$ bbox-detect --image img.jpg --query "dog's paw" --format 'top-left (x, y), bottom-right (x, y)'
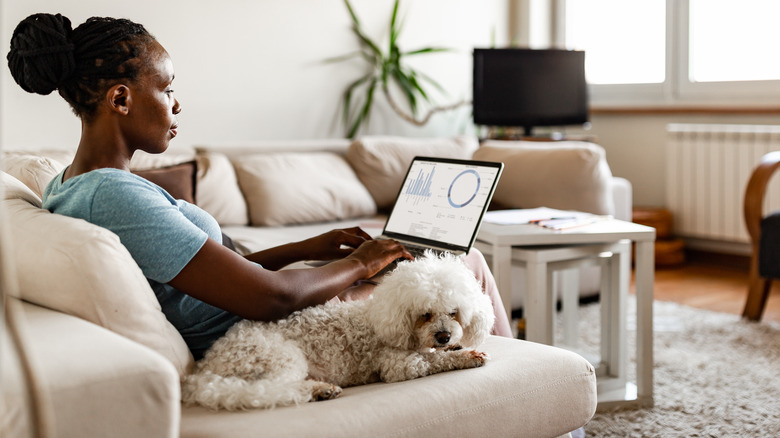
top-left (463, 350), bottom-right (490, 368)
top-left (310, 382), bottom-right (343, 402)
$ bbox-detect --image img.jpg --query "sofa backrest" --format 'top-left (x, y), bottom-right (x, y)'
top-left (474, 140), bottom-right (615, 216)
top-left (194, 139), bottom-right (352, 159)
top-left (1, 168), bottom-right (194, 376)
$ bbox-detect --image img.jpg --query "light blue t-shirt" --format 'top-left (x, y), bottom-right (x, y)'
top-left (44, 168), bottom-right (243, 359)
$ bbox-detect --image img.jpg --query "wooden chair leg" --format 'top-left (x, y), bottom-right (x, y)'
top-left (743, 277), bottom-right (772, 321)
top-left (743, 252), bottom-right (772, 321)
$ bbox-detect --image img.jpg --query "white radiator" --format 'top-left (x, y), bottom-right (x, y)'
top-left (666, 123), bottom-right (780, 247)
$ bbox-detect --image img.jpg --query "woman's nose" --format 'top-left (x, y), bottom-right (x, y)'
top-left (173, 98), bottom-right (182, 115)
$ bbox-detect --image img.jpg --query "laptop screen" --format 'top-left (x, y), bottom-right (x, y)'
top-left (382, 156), bottom-right (503, 252)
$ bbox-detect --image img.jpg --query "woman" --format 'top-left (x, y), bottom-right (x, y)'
top-left (7, 13), bottom-right (512, 359)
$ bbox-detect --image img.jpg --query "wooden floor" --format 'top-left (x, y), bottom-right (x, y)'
top-left (645, 250), bottom-right (780, 324)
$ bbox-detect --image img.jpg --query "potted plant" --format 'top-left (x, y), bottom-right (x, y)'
top-left (329, 0), bottom-right (467, 138)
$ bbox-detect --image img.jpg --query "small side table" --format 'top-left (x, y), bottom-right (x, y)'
top-left (474, 218), bottom-right (656, 409)
top-left (509, 240), bottom-right (632, 401)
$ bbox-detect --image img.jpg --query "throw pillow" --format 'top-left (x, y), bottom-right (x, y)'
top-left (346, 135), bottom-right (480, 210)
top-left (2, 172), bottom-right (194, 375)
top-left (233, 152), bottom-right (377, 226)
top-left (473, 141), bottom-right (614, 215)
top-left (194, 151), bottom-right (250, 226)
top-left (132, 161), bottom-right (198, 204)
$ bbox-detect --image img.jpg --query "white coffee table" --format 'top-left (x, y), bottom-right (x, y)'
top-left (474, 218), bottom-right (656, 409)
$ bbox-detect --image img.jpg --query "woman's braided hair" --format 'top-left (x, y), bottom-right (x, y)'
top-left (7, 13), bottom-right (155, 121)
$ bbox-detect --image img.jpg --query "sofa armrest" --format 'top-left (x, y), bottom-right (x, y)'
top-left (5, 300), bottom-right (180, 438)
top-left (611, 176), bottom-right (633, 222)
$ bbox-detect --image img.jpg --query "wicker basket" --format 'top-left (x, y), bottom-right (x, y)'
top-left (632, 207), bottom-right (685, 267)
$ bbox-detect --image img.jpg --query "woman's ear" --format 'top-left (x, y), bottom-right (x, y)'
top-left (107, 84), bottom-right (131, 115)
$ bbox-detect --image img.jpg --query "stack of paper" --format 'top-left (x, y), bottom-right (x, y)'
top-left (483, 207), bottom-right (608, 230)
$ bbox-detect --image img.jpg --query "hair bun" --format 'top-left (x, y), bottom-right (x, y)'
top-left (7, 13), bottom-right (76, 95)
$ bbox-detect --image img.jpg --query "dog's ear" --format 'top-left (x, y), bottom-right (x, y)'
top-left (366, 284), bottom-right (417, 350)
top-left (459, 294), bottom-right (495, 348)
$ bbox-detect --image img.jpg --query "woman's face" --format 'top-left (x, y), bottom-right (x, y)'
top-left (122, 41), bottom-right (181, 155)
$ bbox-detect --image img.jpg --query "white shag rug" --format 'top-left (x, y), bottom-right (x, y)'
top-left (556, 298), bottom-right (780, 437)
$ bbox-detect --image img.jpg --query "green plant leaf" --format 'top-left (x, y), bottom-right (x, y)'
top-left (416, 70), bottom-right (448, 95)
top-left (389, 0), bottom-right (400, 53)
top-left (392, 70), bottom-right (419, 115)
top-left (344, 0), bottom-right (382, 57)
top-left (355, 30), bottom-right (383, 58)
top-left (344, 0), bottom-right (360, 27)
top-left (381, 63), bottom-right (389, 86)
top-left (343, 73), bottom-right (374, 127)
top-left (323, 50), bottom-right (364, 64)
top-left (403, 47), bottom-right (451, 56)
top-left (348, 78), bottom-right (377, 138)
top-left (406, 70), bottom-right (430, 103)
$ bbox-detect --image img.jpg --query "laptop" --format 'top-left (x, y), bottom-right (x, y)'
top-left (377, 156), bottom-right (503, 257)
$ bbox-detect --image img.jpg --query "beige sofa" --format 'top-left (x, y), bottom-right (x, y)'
top-left (0, 135), bottom-right (625, 437)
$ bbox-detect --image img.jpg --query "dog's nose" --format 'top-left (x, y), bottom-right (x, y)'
top-left (435, 331), bottom-right (451, 345)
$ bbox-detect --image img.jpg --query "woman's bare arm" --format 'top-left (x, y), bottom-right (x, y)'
top-left (168, 234), bottom-right (410, 321)
top-left (242, 227), bottom-right (374, 271)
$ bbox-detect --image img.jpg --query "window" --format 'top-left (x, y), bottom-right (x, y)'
top-left (558, 0), bottom-right (780, 106)
top-left (564, 0), bottom-right (665, 85)
top-left (688, 0), bottom-right (780, 83)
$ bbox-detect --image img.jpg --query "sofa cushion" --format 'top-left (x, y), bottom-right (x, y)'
top-left (2, 150), bottom-right (199, 204)
top-left (132, 160), bottom-right (198, 204)
top-left (2, 172), bottom-right (193, 375)
top-left (180, 336), bottom-right (597, 438)
top-left (473, 141), bottom-right (615, 215)
top-left (1, 152), bottom-right (66, 198)
top-left (193, 151), bottom-right (249, 226)
top-left (233, 152), bottom-right (377, 226)
top-left (346, 135), bottom-right (480, 210)
top-left (1, 169), bottom-right (43, 207)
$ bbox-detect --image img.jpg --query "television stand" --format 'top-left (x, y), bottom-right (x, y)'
top-left (479, 133), bottom-right (597, 143)
top-left (479, 126), bottom-right (595, 143)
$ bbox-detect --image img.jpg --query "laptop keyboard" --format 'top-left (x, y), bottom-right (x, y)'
top-left (403, 243), bottom-right (444, 258)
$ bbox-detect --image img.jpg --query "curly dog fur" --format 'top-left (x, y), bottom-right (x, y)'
top-left (181, 252), bottom-right (496, 410)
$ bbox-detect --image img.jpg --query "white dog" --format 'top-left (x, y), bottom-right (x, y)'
top-left (181, 251), bottom-right (496, 410)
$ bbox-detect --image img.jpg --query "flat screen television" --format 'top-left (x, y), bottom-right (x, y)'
top-left (472, 48), bottom-right (588, 137)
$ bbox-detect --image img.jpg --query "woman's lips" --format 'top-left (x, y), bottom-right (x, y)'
top-left (170, 124), bottom-right (179, 138)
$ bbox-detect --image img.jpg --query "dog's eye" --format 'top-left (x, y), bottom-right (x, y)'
top-left (421, 313), bottom-right (432, 322)
top-left (450, 311), bottom-right (458, 317)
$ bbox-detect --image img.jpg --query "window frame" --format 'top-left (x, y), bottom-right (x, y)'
top-left (554, 0), bottom-right (780, 108)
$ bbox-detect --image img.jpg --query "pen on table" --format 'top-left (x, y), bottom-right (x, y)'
top-left (528, 216), bottom-right (578, 224)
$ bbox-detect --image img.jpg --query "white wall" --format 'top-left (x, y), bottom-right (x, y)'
top-left (0, 0), bottom-right (509, 151)
top-left (8, 1), bottom-right (770, 210)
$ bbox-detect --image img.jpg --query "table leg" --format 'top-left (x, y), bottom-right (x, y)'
top-left (488, 244), bottom-right (513, 325)
top-left (525, 258), bottom-right (553, 344)
top-left (609, 242), bottom-right (629, 382)
top-left (561, 269), bottom-right (579, 347)
top-left (599, 253), bottom-right (613, 375)
top-left (634, 240), bottom-right (655, 407)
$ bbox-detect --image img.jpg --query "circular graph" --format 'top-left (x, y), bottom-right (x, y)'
top-left (447, 169), bottom-right (480, 208)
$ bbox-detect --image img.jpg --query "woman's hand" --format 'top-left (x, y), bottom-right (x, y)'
top-left (299, 227), bottom-right (373, 261)
top-left (243, 226), bottom-right (373, 270)
top-left (344, 238), bottom-right (413, 279)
